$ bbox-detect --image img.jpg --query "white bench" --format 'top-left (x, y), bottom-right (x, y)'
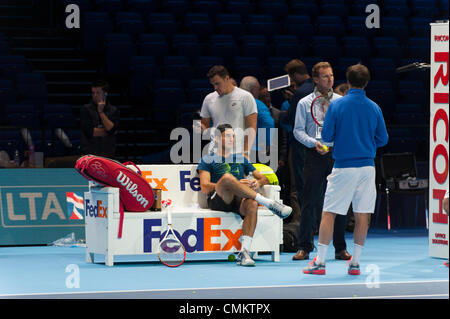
top-left (84, 164), bottom-right (283, 266)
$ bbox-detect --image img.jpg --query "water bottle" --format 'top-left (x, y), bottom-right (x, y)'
top-left (14, 150), bottom-right (20, 167)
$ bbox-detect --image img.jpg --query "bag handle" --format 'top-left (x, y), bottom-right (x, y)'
top-left (122, 161), bottom-right (142, 176)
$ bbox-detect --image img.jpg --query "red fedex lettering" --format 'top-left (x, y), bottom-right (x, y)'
top-left (221, 229), bottom-right (242, 251)
top-left (433, 189), bottom-right (448, 224)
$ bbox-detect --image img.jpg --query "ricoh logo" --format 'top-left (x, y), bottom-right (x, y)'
top-left (116, 171), bottom-right (150, 208)
top-left (84, 199), bottom-right (107, 218)
top-left (435, 35), bottom-right (449, 42)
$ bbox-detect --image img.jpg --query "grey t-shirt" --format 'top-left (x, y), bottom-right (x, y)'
top-left (200, 87), bottom-right (257, 153)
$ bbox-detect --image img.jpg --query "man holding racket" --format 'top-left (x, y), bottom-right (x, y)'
top-left (303, 64), bottom-right (389, 275)
top-left (198, 124), bottom-right (292, 266)
top-left (292, 62), bottom-right (350, 261)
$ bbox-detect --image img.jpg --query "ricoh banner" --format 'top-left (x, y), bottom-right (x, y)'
top-left (429, 21), bottom-right (449, 259)
top-left (0, 169), bottom-right (88, 245)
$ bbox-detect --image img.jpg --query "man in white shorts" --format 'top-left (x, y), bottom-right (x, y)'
top-left (303, 64), bottom-right (389, 275)
top-left (200, 65), bottom-right (258, 156)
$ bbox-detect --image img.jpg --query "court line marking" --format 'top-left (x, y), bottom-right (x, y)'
top-left (0, 279), bottom-right (448, 297)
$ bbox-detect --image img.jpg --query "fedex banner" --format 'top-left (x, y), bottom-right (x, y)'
top-left (429, 22), bottom-right (449, 259)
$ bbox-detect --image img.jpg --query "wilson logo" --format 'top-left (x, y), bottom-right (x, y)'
top-left (116, 171), bottom-right (150, 208)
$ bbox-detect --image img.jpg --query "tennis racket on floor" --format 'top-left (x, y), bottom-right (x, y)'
top-left (158, 203), bottom-right (186, 267)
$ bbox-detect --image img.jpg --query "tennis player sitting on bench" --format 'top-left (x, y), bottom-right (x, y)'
top-left (197, 123), bottom-right (292, 266)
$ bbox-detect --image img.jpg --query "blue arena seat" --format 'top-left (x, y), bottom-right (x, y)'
top-left (129, 56), bottom-right (160, 100)
top-left (321, 0), bottom-right (349, 18)
top-left (312, 36), bottom-right (341, 65)
top-left (171, 34), bottom-right (203, 62)
top-left (5, 104), bottom-right (40, 128)
top-left (193, 0), bottom-right (222, 19)
top-left (380, 17), bottom-right (409, 40)
top-left (410, 17), bottom-right (433, 37)
top-left (195, 56), bottom-right (224, 77)
top-left (240, 35), bottom-right (270, 61)
top-left (0, 80), bottom-right (16, 115)
top-left (316, 16), bottom-right (345, 38)
top-left (372, 37), bottom-right (402, 61)
top-left (216, 13), bottom-right (245, 38)
top-left (82, 12), bottom-right (114, 53)
top-left (161, 0), bottom-right (191, 19)
top-left (138, 33), bottom-right (169, 62)
top-left (0, 55), bottom-right (29, 79)
top-left (384, 0), bottom-right (410, 17)
top-left (94, 0), bottom-right (124, 14)
top-left (105, 33), bottom-right (136, 76)
top-left (152, 79), bottom-right (185, 117)
top-left (115, 12), bottom-right (147, 38)
top-left (128, 0), bottom-right (156, 15)
top-left (208, 35), bottom-right (239, 65)
top-left (347, 16), bottom-right (377, 38)
top-left (233, 56), bottom-right (264, 81)
top-left (341, 36), bottom-right (371, 59)
top-left (258, 0), bottom-right (289, 21)
top-left (370, 58), bottom-right (397, 81)
top-left (184, 13), bottom-right (213, 41)
top-left (291, 1), bottom-right (319, 17)
top-left (284, 15), bottom-right (314, 44)
top-left (224, 0), bottom-right (253, 19)
top-left (148, 13), bottom-right (178, 36)
top-left (407, 37), bottom-right (429, 60)
top-left (273, 35), bottom-right (304, 57)
top-left (336, 57), bottom-right (363, 80)
top-left (187, 80), bottom-right (211, 103)
top-left (246, 14), bottom-right (276, 40)
top-left (162, 56), bottom-right (194, 83)
top-left (15, 73), bottom-right (48, 108)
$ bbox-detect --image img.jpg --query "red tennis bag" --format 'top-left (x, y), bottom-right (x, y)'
top-left (75, 155), bottom-right (155, 238)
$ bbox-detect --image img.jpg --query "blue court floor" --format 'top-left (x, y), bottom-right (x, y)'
top-left (0, 228), bottom-right (448, 299)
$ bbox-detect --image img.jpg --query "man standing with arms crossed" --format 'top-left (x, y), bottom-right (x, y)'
top-left (303, 64), bottom-right (389, 275)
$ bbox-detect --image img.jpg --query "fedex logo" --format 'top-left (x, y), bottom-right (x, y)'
top-left (141, 171), bottom-right (168, 191)
top-left (84, 199), bottom-right (107, 218)
top-left (141, 170), bottom-right (200, 192)
top-left (180, 171), bottom-right (200, 192)
top-left (143, 217), bottom-right (242, 253)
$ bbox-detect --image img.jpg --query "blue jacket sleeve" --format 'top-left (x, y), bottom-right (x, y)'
top-left (321, 103), bottom-right (336, 143)
top-left (375, 109), bottom-right (389, 148)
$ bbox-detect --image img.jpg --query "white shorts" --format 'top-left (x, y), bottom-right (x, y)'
top-left (323, 166), bottom-right (376, 215)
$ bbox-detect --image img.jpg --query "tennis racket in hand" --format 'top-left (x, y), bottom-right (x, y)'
top-left (158, 200), bottom-right (186, 267)
top-left (310, 95), bottom-right (330, 139)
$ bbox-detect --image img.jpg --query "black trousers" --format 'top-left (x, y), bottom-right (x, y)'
top-left (290, 139), bottom-right (306, 212)
top-left (297, 148), bottom-right (348, 253)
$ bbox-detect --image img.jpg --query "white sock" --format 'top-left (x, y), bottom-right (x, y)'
top-left (241, 235), bottom-right (253, 252)
top-left (352, 244), bottom-right (363, 265)
top-left (254, 193), bottom-right (272, 208)
top-left (316, 242), bottom-right (329, 264)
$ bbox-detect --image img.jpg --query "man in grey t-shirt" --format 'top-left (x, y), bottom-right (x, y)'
top-left (200, 65), bottom-right (258, 156)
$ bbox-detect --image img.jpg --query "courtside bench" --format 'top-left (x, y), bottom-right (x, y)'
top-left (84, 164), bottom-right (283, 266)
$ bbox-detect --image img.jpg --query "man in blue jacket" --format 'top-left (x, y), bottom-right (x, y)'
top-left (303, 64), bottom-right (389, 275)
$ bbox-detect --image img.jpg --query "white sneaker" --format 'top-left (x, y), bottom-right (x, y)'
top-left (268, 200), bottom-right (292, 219)
top-left (237, 249), bottom-right (255, 267)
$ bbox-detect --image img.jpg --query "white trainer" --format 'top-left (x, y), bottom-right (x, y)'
top-left (268, 200), bottom-right (292, 219)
